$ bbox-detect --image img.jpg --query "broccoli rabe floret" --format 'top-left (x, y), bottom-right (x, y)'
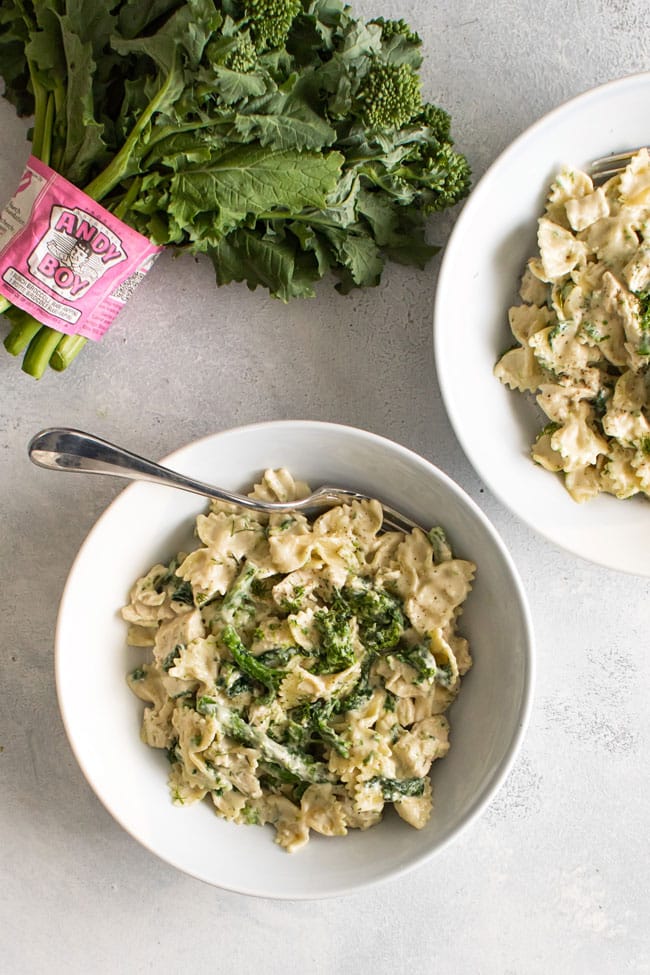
top-left (357, 61), bottom-right (422, 130)
top-left (369, 17), bottom-right (421, 46)
top-left (225, 34), bottom-right (257, 72)
top-left (241, 0), bottom-right (301, 50)
top-left (418, 102), bottom-right (452, 143)
top-left (419, 142), bottom-right (471, 211)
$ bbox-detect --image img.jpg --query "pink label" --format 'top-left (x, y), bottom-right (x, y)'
top-left (0, 157), bottom-right (162, 341)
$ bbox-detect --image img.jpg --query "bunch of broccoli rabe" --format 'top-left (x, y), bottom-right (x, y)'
top-left (0, 0), bottom-right (471, 377)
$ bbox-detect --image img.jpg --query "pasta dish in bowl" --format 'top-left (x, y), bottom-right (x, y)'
top-left (434, 72), bottom-right (650, 575)
top-left (55, 421), bottom-right (533, 897)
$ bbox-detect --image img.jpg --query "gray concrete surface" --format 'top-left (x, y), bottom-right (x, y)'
top-left (1, 2), bottom-right (649, 972)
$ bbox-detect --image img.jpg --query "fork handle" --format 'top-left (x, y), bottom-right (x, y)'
top-left (27, 428), bottom-right (266, 510)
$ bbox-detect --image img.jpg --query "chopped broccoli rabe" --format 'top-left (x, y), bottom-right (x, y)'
top-left (339, 585), bottom-right (404, 653)
top-left (171, 580), bottom-right (194, 605)
top-left (221, 624), bottom-right (284, 692)
top-left (219, 561), bottom-right (258, 624)
top-left (255, 646), bottom-right (298, 668)
top-left (162, 646), bottom-right (183, 671)
top-left (335, 650), bottom-right (375, 713)
top-left (197, 696), bottom-right (334, 784)
top-left (395, 641), bottom-right (439, 683)
top-left (427, 526), bottom-right (452, 563)
top-left (165, 739), bottom-right (180, 765)
top-left (369, 775), bottom-right (426, 801)
top-left (292, 699), bottom-right (350, 758)
top-left (259, 760), bottom-right (302, 785)
top-left (218, 659), bottom-right (251, 696)
top-left (313, 605), bottom-right (356, 673)
top-left (314, 584), bottom-right (404, 675)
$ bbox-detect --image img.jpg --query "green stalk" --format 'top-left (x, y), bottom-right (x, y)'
top-left (0, 295), bottom-right (11, 316)
top-left (111, 175), bottom-right (142, 221)
top-left (28, 61), bottom-right (48, 159)
top-left (84, 68), bottom-right (177, 202)
top-left (40, 92), bottom-right (55, 167)
top-left (50, 334), bottom-right (87, 371)
top-left (22, 326), bottom-right (66, 379)
top-left (3, 313), bottom-right (43, 356)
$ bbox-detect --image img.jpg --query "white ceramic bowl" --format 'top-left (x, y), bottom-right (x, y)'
top-left (56, 421), bottom-right (534, 898)
top-left (434, 72), bottom-right (650, 577)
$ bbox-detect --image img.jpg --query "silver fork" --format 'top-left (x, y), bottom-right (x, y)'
top-left (28, 428), bottom-right (422, 535)
top-left (590, 147), bottom-right (649, 182)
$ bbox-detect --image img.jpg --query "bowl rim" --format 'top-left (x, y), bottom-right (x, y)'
top-left (54, 419), bottom-right (536, 898)
top-left (433, 71), bottom-right (650, 578)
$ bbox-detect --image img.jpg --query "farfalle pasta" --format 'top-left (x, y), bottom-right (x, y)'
top-left (123, 470), bottom-right (475, 852)
top-left (495, 149), bottom-right (650, 502)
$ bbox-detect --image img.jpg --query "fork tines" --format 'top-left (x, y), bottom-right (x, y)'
top-left (590, 147), bottom-right (649, 181)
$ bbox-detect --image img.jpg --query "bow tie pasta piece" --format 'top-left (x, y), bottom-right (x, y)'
top-left (537, 218), bottom-right (588, 279)
top-left (618, 147), bottom-right (650, 207)
top-left (544, 167), bottom-right (594, 226)
top-left (565, 187), bottom-right (610, 232)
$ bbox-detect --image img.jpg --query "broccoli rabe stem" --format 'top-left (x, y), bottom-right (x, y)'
top-left (3, 310), bottom-right (43, 355)
top-left (84, 71), bottom-right (178, 203)
top-left (221, 623), bottom-right (284, 692)
top-left (50, 334), bottom-right (88, 371)
top-left (220, 562), bottom-right (258, 624)
top-left (312, 706), bottom-right (349, 758)
top-left (197, 695), bottom-right (334, 784)
top-left (22, 326), bottom-right (66, 379)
